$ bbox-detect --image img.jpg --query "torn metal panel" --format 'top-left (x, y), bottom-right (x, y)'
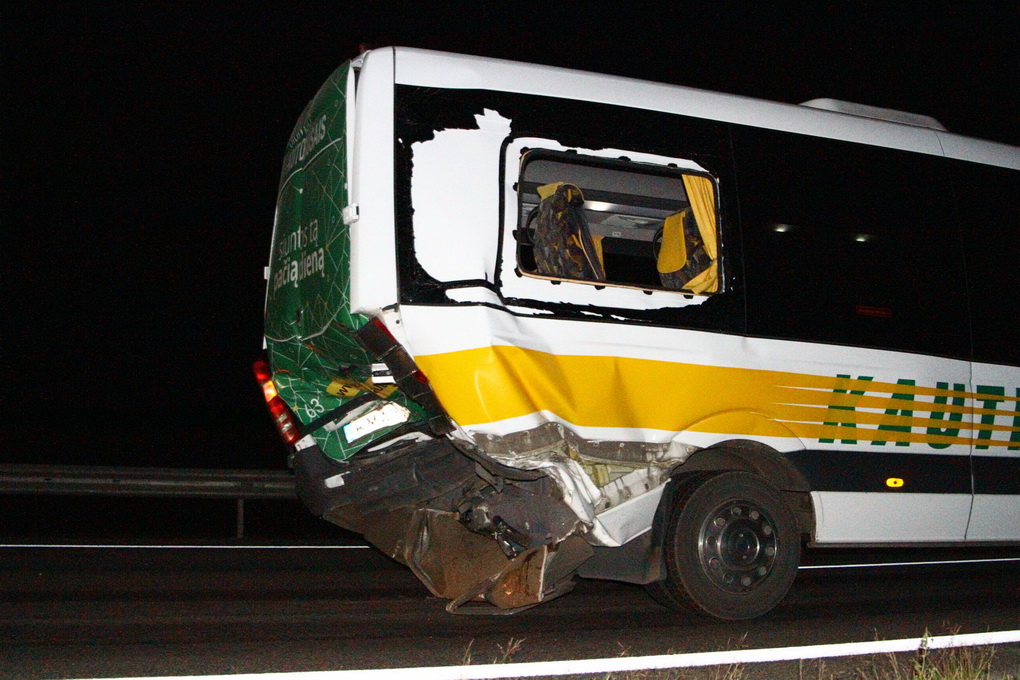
top-left (457, 478), bottom-right (583, 554)
top-left (294, 423), bottom-right (602, 612)
top-left (474, 420), bottom-right (695, 467)
top-left (403, 509), bottom-right (594, 613)
top-left (457, 421), bottom-right (694, 547)
top-left (595, 482), bottom-right (667, 546)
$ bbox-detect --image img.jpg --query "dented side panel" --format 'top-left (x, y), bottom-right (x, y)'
top-left (387, 80), bottom-right (983, 549)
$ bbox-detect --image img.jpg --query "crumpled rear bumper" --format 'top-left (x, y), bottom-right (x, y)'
top-left (291, 438), bottom-right (594, 613)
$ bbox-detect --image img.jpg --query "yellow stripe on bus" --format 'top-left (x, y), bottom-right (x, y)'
top-left (414, 345), bottom-right (1018, 447)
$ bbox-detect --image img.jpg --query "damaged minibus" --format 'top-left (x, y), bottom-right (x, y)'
top-left (255, 47), bottom-right (1020, 619)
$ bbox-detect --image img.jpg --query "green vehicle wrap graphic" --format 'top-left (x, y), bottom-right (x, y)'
top-left (264, 61), bottom-right (425, 462)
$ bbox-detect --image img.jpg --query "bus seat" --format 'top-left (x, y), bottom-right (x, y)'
top-left (657, 208), bottom-right (712, 291)
top-left (532, 182), bottom-right (605, 281)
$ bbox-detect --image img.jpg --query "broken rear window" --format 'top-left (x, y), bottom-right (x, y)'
top-left (515, 150), bottom-right (722, 294)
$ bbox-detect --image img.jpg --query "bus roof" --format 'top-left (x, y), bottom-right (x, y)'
top-left (380, 47), bottom-right (1019, 170)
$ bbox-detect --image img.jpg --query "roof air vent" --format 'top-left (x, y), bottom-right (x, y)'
top-left (800, 98), bottom-right (947, 131)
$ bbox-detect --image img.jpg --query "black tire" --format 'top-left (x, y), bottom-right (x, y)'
top-left (653, 471), bottom-right (800, 620)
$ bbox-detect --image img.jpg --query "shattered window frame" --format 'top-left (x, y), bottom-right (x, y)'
top-left (514, 149), bottom-right (724, 295)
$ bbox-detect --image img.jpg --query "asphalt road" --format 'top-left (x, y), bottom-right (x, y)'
top-left (3, 546), bottom-right (1019, 679)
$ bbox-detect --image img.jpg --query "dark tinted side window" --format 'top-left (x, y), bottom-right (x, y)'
top-left (952, 161), bottom-right (1020, 366)
top-left (733, 127), bottom-right (969, 359)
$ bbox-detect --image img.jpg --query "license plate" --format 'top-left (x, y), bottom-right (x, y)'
top-left (343, 402), bottom-right (411, 443)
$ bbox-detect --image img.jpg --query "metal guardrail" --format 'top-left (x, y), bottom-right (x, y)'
top-left (0, 464), bottom-right (296, 499)
top-left (0, 464), bottom-right (298, 539)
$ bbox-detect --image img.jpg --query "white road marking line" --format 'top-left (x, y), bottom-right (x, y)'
top-left (72, 629), bottom-right (1020, 680)
top-left (3, 545), bottom-right (1017, 570)
top-left (0, 544), bottom-right (371, 549)
top-left (799, 556), bottom-right (1020, 569)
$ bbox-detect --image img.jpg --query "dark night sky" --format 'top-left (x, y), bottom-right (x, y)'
top-left (7, 3), bottom-right (1018, 469)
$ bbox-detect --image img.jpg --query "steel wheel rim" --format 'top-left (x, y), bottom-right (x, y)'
top-left (697, 498), bottom-right (778, 593)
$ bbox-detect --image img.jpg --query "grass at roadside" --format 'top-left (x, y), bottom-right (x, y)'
top-left (856, 639), bottom-right (1015, 680)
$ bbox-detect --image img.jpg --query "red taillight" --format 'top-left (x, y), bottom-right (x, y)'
top-left (253, 359), bottom-right (302, 445)
top-left (253, 357), bottom-right (273, 383)
top-left (268, 397), bottom-right (301, 445)
top-left (261, 380), bottom-right (279, 402)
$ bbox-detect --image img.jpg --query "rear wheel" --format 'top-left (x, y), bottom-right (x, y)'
top-left (651, 471), bottom-right (800, 620)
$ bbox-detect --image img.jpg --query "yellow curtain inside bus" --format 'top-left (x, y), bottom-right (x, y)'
top-left (681, 174), bottom-right (719, 294)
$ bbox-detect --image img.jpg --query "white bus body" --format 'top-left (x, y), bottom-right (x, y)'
top-left (259, 47), bottom-right (1019, 619)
